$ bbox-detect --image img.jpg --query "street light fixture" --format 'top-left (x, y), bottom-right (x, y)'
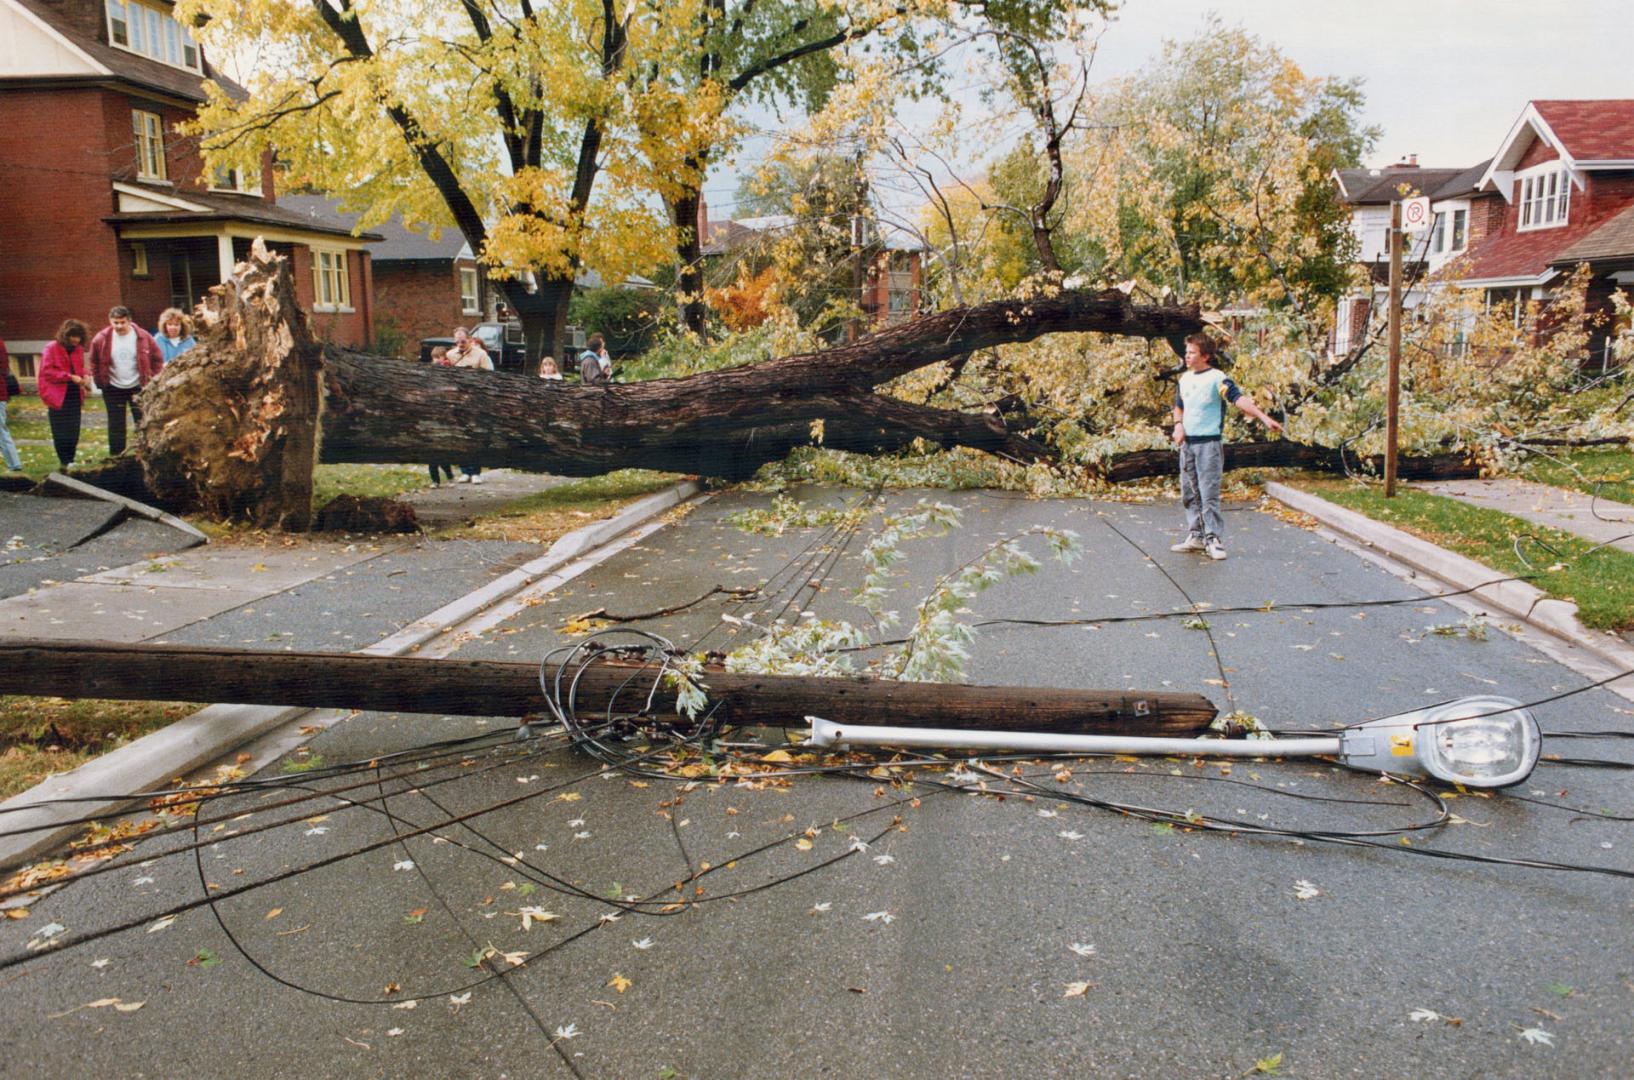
top-left (805, 695), bottom-right (1541, 789)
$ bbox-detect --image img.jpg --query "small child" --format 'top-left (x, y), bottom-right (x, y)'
top-left (539, 356), bottom-right (563, 381)
top-left (1169, 334), bottom-right (1282, 561)
top-left (426, 346), bottom-right (455, 486)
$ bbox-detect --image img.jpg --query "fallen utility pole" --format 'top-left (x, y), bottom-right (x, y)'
top-left (0, 639), bottom-right (1217, 736)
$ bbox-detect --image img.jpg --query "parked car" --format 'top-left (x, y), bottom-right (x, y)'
top-left (418, 322), bottom-right (588, 373)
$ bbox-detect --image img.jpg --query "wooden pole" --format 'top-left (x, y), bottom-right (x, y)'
top-left (0, 639), bottom-right (1219, 737)
top-left (1384, 200), bottom-right (1403, 498)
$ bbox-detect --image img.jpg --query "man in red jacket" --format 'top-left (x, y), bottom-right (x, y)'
top-left (88, 306), bottom-right (162, 457)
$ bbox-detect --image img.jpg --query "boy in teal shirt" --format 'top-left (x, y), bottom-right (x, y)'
top-left (1170, 334), bottom-right (1282, 561)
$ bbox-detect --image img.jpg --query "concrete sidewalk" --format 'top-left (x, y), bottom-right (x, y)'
top-left (1417, 476), bottom-right (1634, 555)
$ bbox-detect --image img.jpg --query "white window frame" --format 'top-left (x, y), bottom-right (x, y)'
top-left (1516, 163), bottom-right (1571, 232)
top-left (459, 267), bottom-right (480, 315)
top-left (209, 165), bottom-right (261, 195)
top-left (1429, 202), bottom-right (1470, 256)
top-left (106, 0), bottom-right (200, 73)
top-left (311, 249), bottom-right (353, 312)
top-left (132, 109), bottom-right (166, 180)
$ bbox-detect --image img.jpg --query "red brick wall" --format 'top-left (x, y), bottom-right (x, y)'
top-left (373, 262), bottom-right (480, 358)
top-left (1466, 193), bottom-right (1507, 251)
top-left (0, 86), bottom-right (124, 347)
top-left (1515, 136), bottom-right (1560, 171)
top-left (1581, 173), bottom-right (1634, 227)
top-left (290, 247), bottom-right (372, 349)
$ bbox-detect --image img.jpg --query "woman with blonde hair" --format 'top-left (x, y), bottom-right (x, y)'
top-left (154, 307), bottom-right (196, 366)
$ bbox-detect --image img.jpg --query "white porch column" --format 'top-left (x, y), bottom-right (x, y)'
top-left (216, 233), bottom-right (236, 283)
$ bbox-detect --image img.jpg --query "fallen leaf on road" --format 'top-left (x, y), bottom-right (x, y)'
top-left (862, 911), bottom-right (894, 924)
top-left (1293, 880), bottom-right (1320, 901)
top-left (1409, 1008), bottom-right (1440, 1023)
top-left (1519, 1027), bottom-right (1555, 1047)
top-left (1063, 981), bottom-right (1094, 998)
top-left (265, 908), bottom-right (283, 920)
top-left (608, 974), bottom-right (632, 993)
top-left (146, 916), bottom-right (176, 934)
top-left (1068, 943), bottom-right (1096, 957)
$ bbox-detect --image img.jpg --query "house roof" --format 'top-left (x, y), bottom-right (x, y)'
top-left (9, 0), bottom-right (245, 103)
top-left (105, 184), bottom-right (379, 241)
top-left (703, 213), bottom-right (927, 255)
top-left (1551, 202), bottom-right (1634, 266)
top-left (1334, 166), bottom-right (1468, 205)
top-left (1453, 216), bottom-right (1606, 285)
top-left (1430, 160), bottom-right (1491, 201)
top-left (278, 196), bottom-right (467, 260)
top-left (1532, 100), bottom-right (1634, 162)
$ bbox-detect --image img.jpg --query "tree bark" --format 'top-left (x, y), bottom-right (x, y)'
top-left (134, 242), bottom-right (1204, 517)
top-left (0, 639), bottom-right (1219, 736)
top-left (1101, 439), bottom-right (1482, 484)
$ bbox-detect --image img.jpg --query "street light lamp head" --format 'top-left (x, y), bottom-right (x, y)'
top-left (1338, 696), bottom-right (1540, 788)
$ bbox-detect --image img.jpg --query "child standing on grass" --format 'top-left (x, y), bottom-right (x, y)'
top-left (1170, 333), bottom-right (1282, 562)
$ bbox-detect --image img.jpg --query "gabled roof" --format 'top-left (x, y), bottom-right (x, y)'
top-left (6, 0), bottom-right (245, 103)
top-left (1479, 100), bottom-right (1634, 198)
top-left (278, 196), bottom-right (466, 261)
top-left (1334, 166), bottom-right (1469, 205)
top-left (1551, 202), bottom-right (1634, 266)
top-left (1532, 100), bottom-right (1634, 162)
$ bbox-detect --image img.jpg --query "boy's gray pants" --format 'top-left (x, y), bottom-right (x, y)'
top-left (1178, 439), bottom-right (1225, 540)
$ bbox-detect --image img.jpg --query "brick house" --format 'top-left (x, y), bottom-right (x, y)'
top-left (0, 0), bottom-right (379, 371)
top-left (1451, 100), bottom-right (1634, 367)
top-left (1330, 158), bottom-right (1481, 356)
top-left (281, 196), bottom-right (490, 360)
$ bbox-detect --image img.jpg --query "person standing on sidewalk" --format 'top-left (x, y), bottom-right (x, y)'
top-left (1170, 334), bottom-right (1282, 561)
top-left (38, 320), bottom-right (92, 470)
top-left (448, 328), bottom-right (493, 484)
top-left (88, 306), bottom-right (162, 457)
top-left (426, 346), bottom-right (457, 487)
top-left (0, 338), bottom-right (23, 472)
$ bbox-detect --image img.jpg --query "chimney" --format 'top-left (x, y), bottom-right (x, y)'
top-left (1396, 154), bottom-right (1419, 168)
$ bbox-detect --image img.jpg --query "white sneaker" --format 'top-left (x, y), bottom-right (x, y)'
top-left (470, 475), bottom-right (483, 485)
top-left (1171, 534), bottom-right (1206, 553)
top-left (455, 475), bottom-right (471, 484)
top-left (1205, 537), bottom-right (1227, 561)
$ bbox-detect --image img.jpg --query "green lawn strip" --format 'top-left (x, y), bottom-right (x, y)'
top-left (1295, 479), bottom-right (1634, 631)
top-left (312, 462), bottom-right (428, 507)
top-left (437, 469), bottom-right (682, 542)
top-left (1516, 447), bottom-right (1634, 507)
top-left (0, 696), bottom-right (202, 800)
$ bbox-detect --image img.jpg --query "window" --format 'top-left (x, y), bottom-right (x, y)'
top-left (1451, 208), bottom-right (1467, 251)
top-left (311, 249), bottom-right (351, 310)
top-left (1430, 207), bottom-right (1469, 256)
top-left (210, 165), bottom-right (261, 194)
top-left (132, 109), bottom-right (166, 180)
top-left (107, 0), bottom-right (200, 72)
top-left (459, 267), bottom-right (480, 314)
top-left (130, 242), bottom-right (149, 278)
top-left (1518, 165), bottom-right (1571, 231)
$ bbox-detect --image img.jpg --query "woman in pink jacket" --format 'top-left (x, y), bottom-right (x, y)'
top-left (38, 319), bottom-right (93, 470)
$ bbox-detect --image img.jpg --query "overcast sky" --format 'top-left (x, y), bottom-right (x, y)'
top-left (1060, 0), bottom-right (1631, 169)
top-left (709, 0), bottom-right (1631, 217)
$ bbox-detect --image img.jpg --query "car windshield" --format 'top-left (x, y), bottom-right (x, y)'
top-left (475, 327), bottom-right (501, 349)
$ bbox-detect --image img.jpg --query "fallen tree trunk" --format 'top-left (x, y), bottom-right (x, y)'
top-left (0, 639), bottom-right (1218, 736)
top-left (131, 241), bottom-right (1203, 526)
top-left (1102, 439), bottom-right (1483, 484)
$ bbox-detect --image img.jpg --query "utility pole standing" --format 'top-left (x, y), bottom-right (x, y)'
top-left (1385, 199), bottom-right (1403, 497)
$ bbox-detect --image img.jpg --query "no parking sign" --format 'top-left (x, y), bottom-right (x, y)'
top-left (1400, 196), bottom-right (1432, 233)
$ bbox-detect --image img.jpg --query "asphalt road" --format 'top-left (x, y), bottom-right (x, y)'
top-left (2, 486), bottom-right (1631, 1079)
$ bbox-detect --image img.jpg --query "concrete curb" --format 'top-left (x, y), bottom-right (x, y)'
top-left (0, 479), bottom-right (702, 871)
top-left (1265, 481), bottom-right (1634, 672)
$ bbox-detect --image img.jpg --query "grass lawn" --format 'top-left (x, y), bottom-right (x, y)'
top-left (1516, 446), bottom-right (1634, 507)
top-left (1295, 478), bottom-right (1634, 631)
top-left (312, 462), bottom-right (428, 506)
top-left (0, 696), bottom-right (201, 800)
top-left (436, 469), bottom-right (681, 543)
